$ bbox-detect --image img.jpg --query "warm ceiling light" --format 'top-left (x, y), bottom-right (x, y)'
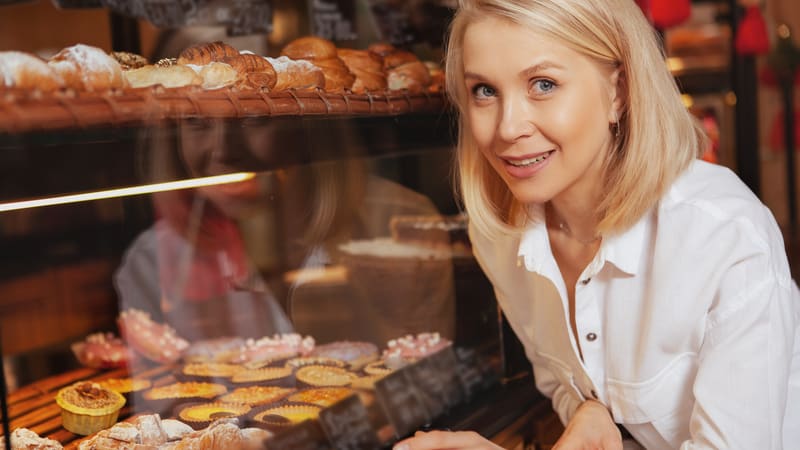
top-left (0, 172), bottom-right (256, 213)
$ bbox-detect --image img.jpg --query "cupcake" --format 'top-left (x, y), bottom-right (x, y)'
top-left (55, 382), bottom-right (126, 435)
top-left (294, 365), bottom-right (356, 388)
top-left (287, 387), bottom-right (354, 407)
top-left (217, 386), bottom-right (296, 407)
top-left (248, 404), bottom-right (322, 431)
top-left (176, 402), bottom-right (252, 430)
top-left (230, 366), bottom-right (294, 388)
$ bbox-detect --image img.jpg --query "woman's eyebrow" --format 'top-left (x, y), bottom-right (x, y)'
top-left (520, 61), bottom-right (565, 78)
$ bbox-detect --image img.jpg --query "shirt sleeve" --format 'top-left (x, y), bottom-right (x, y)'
top-left (532, 361), bottom-right (583, 425)
top-left (679, 256), bottom-right (798, 449)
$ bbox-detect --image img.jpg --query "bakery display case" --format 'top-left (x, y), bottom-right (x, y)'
top-left (0, 33), bottom-right (546, 450)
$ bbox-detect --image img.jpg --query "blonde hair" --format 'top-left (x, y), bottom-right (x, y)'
top-left (446, 0), bottom-right (707, 239)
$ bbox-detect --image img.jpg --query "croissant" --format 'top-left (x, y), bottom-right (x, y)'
top-left (337, 49), bottom-right (386, 93)
top-left (177, 41), bottom-right (240, 66)
top-left (387, 61), bottom-right (432, 93)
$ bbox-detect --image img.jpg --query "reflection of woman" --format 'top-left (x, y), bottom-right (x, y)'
top-left (115, 116), bottom-right (452, 345)
top-left (397, 1), bottom-right (799, 449)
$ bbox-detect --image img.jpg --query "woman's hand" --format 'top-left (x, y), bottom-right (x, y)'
top-left (393, 430), bottom-right (504, 450)
top-left (553, 399), bottom-right (623, 450)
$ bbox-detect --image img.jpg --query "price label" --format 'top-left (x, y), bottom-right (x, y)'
top-left (454, 346), bottom-right (486, 400)
top-left (375, 368), bottom-right (431, 438)
top-left (264, 419), bottom-right (330, 450)
top-left (318, 394), bottom-right (381, 450)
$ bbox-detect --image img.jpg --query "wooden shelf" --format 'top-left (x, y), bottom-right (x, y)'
top-left (0, 88), bottom-right (448, 134)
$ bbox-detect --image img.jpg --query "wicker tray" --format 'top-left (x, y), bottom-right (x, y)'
top-left (0, 88), bottom-right (448, 134)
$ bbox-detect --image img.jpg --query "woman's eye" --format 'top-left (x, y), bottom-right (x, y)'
top-left (531, 79), bottom-right (556, 94)
top-left (471, 84), bottom-right (496, 99)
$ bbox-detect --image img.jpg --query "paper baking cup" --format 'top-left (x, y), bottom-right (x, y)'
top-left (55, 388), bottom-right (126, 435)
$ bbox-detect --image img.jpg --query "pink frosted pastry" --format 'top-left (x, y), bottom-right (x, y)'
top-left (382, 332), bottom-right (451, 369)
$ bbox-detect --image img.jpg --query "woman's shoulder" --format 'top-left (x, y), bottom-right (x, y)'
top-left (664, 160), bottom-right (766, 219)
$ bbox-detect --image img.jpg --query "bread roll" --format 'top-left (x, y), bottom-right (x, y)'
top-left (0, 51), bottom-right (64, 91)
top-left (425, 61), bottom-right (445, 93)
top-left (177, 41), bottom-right (239, 65)
top-left (387, 61), bottom-right (432, 93)
top-left (367, 42), bottom-right (397, 57)
top-left (281, 36), bottom-right (338, 60)
top-left (382, 50), bottom-right (420, 70)
top-left (267, 56), bottom-right (325, 91)
top-left (305, 56), bottom-right (355, 91)
top-left (337, 48), bottom-right (387, 93)
top-left (123, 65), bottom-right (202, 89)
top-left (49, 44), bottom-right (126, 91)
top-left (197, 62), bottom-right (238, 89)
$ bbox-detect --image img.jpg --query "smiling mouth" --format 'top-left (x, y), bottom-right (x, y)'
top-left (505, 151), bottom-right (554, 167)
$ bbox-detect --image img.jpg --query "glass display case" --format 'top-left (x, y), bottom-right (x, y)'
top-left (0, 85), bottom-right (545, 449)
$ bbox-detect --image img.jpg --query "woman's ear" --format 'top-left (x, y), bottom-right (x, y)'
top-left (608, 68), bottom-right (627, 124)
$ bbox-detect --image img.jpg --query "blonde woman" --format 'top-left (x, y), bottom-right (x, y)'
top-left (395, 0), bottom-right (799, 449)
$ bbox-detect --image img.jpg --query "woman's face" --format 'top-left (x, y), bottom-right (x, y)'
top-left (462, 17), bottom-right (620, 206)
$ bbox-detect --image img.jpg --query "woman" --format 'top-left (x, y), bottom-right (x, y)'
top-left (395, 0), bottom-right (799, 449)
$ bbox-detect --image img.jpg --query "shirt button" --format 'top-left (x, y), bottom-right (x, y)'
top-left (580, 278), bottom-right (591, 285)
top-left (586, 332), bottom-right (598, 342)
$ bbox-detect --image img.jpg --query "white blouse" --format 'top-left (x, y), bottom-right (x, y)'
top-left (469, 160), bottom-right (799, 449)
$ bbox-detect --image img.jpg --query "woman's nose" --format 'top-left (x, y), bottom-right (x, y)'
top-left (497, 97), bottom-right (536, 143)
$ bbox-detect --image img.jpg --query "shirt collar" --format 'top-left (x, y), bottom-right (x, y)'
top-left (516, 203), bottom-right (651, 276)
top-left (598, 208), bottom-right (651, 276)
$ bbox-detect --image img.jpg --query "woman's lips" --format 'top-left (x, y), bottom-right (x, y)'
top-left (502, 150), bottom-right (554, 179)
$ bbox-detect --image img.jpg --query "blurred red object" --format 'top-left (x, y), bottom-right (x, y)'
top-left (769, 110), bottom-right (800, 152)
top-left (735, 6), bottom-right (770, 55)
top-left (759, 66), bottom-right (800, 87)
top-left (651, 0), bottom-right (690, 29)
top-left (634, 0), bottom-right (652, 22)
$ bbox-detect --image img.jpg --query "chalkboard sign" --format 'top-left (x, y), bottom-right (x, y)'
top-left (375, 368), bottom-right (431, 438)
top-left (263, 419), bottom-right (330, 450)
top-left (425, 347), bottom-right (465, 409)
top-left (318, 394), bottom-right (381, 450)
top-left (454, 346), bottom-right (487, 400)
top-left (310, 0), bottom-right (357, 42)
top-left (99, 0), bottom-right (273, 36)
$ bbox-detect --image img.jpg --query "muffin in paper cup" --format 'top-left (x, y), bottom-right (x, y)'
top-left (55, 382), bottom-right (126, 435)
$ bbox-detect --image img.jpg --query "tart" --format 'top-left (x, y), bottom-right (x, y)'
top-left (249, 404), bottom-right (321, 430)
top-left (217, 386), bottom-right (296, 406)
top-left (142, 382), bottom-right (227, 415)
top-left (183, 336), bottom-right (245, 363)
top-left (175, 362), bottom-right (243, 383)
top-left (230, 366), bottom-right (293, 387)
top-left (310, 341), bottom-right (379, 370)
top-left (287, 387), bottom-right (353, 407)
top-left (176, 402), bottom-right (252, 430)
top-left (55, 382), bottom-right (126, 436)
top-left (363, 361), bottom-right (394, 376)
top-left (294, 365), bottom-right (356, 388)
top-left (351, 374), bottom-right (388, 390)
top-left (96, 377), bottom-right (152, 401)
top-left (285, 356), bottom-right (345, 369)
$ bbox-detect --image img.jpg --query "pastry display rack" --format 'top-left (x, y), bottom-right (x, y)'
top-left (0, 88), bottom-right (447, 134)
